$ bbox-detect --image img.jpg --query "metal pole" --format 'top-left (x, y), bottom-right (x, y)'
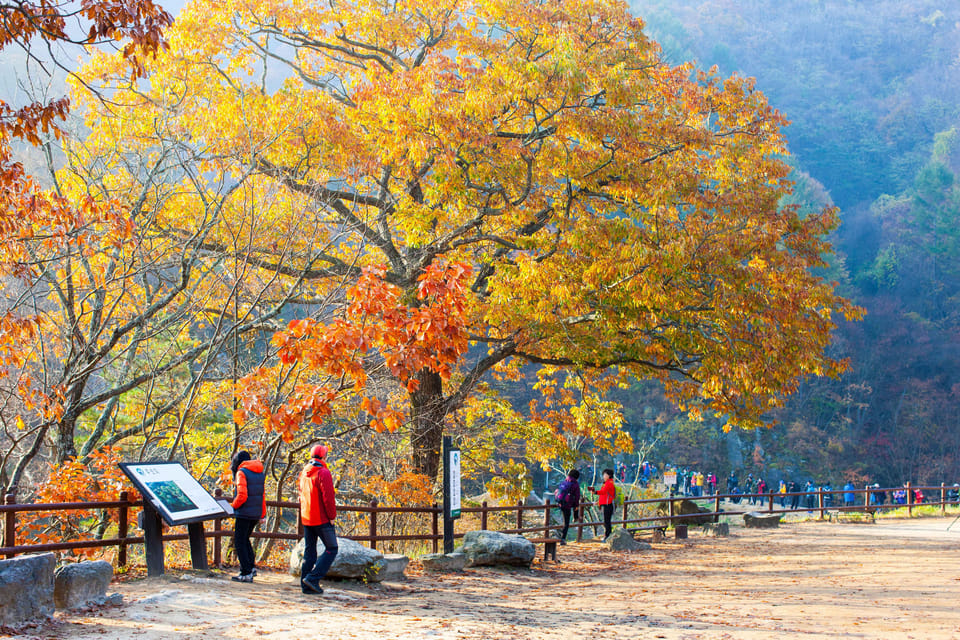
top-left (4, 491), bottom-right (17, 558)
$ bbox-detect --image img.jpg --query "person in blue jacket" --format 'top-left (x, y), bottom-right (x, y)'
top-left (843, 482), bottom-right (856, 508)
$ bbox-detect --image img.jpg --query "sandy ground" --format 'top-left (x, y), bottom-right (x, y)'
top-left (9, 517), bottom-right (960, 640)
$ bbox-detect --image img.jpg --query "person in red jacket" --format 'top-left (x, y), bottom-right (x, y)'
top-left (230, 450), bottom-right (266, 583)
top-left (298, 444), bottom-right (338, 594)
top-left (589, 468), bottom-right (617, 539)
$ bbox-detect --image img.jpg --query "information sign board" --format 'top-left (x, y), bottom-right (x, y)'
top-left (448, 448), bottom-right (461, 519)
top-left (120, 462), bottom-right (228, 526)
top-left (664, 469), bottom-right (677, 486)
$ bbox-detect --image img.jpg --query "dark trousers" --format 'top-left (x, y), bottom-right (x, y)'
top-left (602, 503), bottom-right (614, 539)
top-left (301, 522), bottom-right (338, 583)
top-left (234, 517), bottom-right (258, 575)
top-left (559, 506), bottom-right (572, 539)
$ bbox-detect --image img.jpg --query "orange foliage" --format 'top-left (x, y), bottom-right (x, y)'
top-left (18, 448), bottom-right (139, 556)
top-left (235, 262), bottom-right (471, 441)
top-left (362, 469), bottom-right (435, 507)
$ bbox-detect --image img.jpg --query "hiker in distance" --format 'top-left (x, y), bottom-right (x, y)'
top-left (298, 444), bottom-right (338, 594)
top-left (589, 468), bottom-right (617, 539)
top-left (554, 469), bottom-right (582, 544)
top-left (231, 450), bottom-right (266, 583)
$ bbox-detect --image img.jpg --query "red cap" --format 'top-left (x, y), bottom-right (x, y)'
top-left (310, 444), bottom-right (328, 459)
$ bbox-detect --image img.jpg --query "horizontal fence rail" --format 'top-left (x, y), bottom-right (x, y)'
top-left (2, 482), bottom-right (956, 565)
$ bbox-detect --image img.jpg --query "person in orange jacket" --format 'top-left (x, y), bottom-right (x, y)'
top-left (230, 450), bottom-right (266, 582)
top-left (298, 444), bottom-right (338, 595)
top-left (588, 468), bottom-right (617, 539)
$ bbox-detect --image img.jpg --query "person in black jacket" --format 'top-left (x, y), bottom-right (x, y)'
top-left (231, 450), bottom-right (266, 583)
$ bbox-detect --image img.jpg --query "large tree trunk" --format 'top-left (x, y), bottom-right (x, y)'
top-left (409, 369), bottom-right (446, 479)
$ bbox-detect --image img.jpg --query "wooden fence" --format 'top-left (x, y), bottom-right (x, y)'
top-left (2, 482), bottom-right (956, 566)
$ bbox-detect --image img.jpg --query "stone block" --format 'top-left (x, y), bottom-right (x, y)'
top-left (420, 552), bottom-right (466, 572)
top-left (372, 554), bottom-right (409, 582)
top-left (0, 553), bottom-right (55, 626)
top-left (743, 512), bottom-right (782, 528)
top-left (703, 523), bottom-right (730, 537)
top-left (54, 560), bottom-right (114, 610)
top-left (604, 528), bottom-right (651, 551)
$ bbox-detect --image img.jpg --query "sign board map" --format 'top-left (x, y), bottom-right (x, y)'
top-left (120, 462), bottom-right (228, 525)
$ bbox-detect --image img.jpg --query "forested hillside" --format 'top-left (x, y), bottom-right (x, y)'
top-left (628, 0), bottom-right (960, 485)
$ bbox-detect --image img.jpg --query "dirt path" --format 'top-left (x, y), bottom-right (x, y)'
top-left (11, 518), bottom-right (960, 639)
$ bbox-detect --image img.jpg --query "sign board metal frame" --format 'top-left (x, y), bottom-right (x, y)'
top-left (119, 461), bottom-right (229, 576)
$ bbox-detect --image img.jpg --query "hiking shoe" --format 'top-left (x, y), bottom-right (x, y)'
top-left (301, 578), bottom-right (323, 594)
top-left (231, 573), bottom-right (253, 583)
top-left (251, 568), bottom-right (258, 577)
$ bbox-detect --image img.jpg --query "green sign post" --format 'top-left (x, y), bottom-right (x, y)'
top-left (442, 436), bottom-right (461, 553)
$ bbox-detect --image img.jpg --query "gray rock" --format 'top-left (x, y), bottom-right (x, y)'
top-left (420, 552), bottom-right (466, 572)
top-left (604, 528), bottom-right (651, 551)
top-left (703, 523), bottom-right (730, 537)
top-left (54, 560), bottom-right (114, 610)
top-left (657, 499), bottom-right (719, 525)
top-left (461, 530), bottom-right (535, 567)
top-left (0, 553), bottom-right (55, 626)
top-left (372, 554), bottom-right (409, 582)
top-left (743, 512), bottom-right (782, 528)
top-left (289, 537), bottom-right (385, 581)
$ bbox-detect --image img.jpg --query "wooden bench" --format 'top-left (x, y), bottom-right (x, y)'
top-left (526, 537), bottom-right (559, 562)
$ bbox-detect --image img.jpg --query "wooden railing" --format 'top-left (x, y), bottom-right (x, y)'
top-left (2, 482), bottom-right (956, 565)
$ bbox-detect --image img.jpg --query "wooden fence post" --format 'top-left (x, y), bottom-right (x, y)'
top-left (941, 483), bottom-right (947, 516)
top-left (431, 503), bottom-right (439, 554)
top-left (907, 482), bottom-right (913, 517)
top-left (714, 494), bottom-right (721, 517)
top-left (768, 492), bottom-right (774, 513)
top-left (480, 501), bottom-right (488, 531)
top-left (118, 491), bottom-right (129, 567)
top-left (623, 497), bottom-right (630, 528)
top-left (864, 485), bottom-right (871, 512)
top-left (544, 498), bottom-right (552, 536)
top-left (213, 488), bottom-right (224, 567)
top-left (516, 500), bottom-right (523, 532)
top-left (818, 487), bottom-right (825, 520)
top-left (4, 491), bottom-right (16, 558)
top-left (369, 499), bottom-right (378, 551)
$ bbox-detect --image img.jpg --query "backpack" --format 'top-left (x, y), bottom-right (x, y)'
top-left (554, 479), bottom-right (578, 508)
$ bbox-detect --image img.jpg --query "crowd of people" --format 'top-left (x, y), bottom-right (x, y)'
top-left (574, 461), bottom-right (956, 511)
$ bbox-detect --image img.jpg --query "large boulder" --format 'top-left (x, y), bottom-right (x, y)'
top-left (420, 552), bottom-right (467, 572)
top-left (289, 537), bottom-right (389, 581)
top-left (744, 512), bottom-right (782, 528)
top-left (605, 528), bottom-right (651, 551)
top-left (54, 560), bottom-right (114, 609)
top-left (0, 553), bottom-right (55, 626)
top-left (461, 530), bottom-right (535, 568)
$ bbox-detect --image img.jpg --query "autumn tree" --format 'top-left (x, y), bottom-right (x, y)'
top-left (72, 0), bottom-right (860, 483)
top-left (0, 0), bottom-right (174, 494)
